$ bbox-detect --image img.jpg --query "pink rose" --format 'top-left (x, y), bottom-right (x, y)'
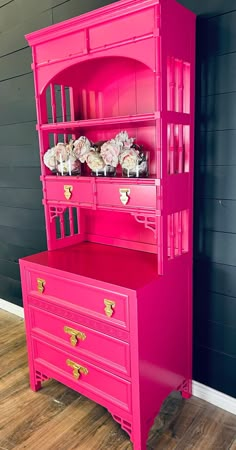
top-left (119, 148), bottom-right (139, 171)
top-left (100, 140), bottom-right (120, 167)
top-left (73, 136), bottom-right (91, 163)
top-left (86, 150), bottom-right (105, 172)
top-left (43, 148), bottom-right (56, 170)
top-left (54, 143), bottom-right (69, 162)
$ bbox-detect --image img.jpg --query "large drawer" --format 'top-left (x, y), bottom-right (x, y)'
top-left (26, 269), bottom-right (129, 331)
top-left (33, 338), bottom-right (132, 413)
top-left (30, 305), bottom-right (130, 377)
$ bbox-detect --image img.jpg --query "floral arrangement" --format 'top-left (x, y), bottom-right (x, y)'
top-left (43, 131), bottom-right (148, 177)
top-left (43, 141), bottom-right (81, 176)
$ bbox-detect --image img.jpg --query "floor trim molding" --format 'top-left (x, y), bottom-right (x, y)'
top-left (192, 380), bottom-right (236, 415)
top-left (0, 298), bottom-right (24, 319)
top-left (1, 299), bottom-right (235, 414)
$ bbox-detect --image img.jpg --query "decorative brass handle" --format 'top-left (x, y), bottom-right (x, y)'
top-left (64, 326), bottom-right (86, 347)
top-left (66, 359), bottom-right (88, 380)
top-left (37, 278), bottom-right (46, 294)
top-left (119, 188), bottom-right (130, 206)
top-left (104, 299), bottom-right (116, 318)
top-left (64, 185), bottom-right (73, 200)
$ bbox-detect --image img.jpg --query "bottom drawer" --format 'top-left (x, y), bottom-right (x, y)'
top-left (33, 338), bottom-right (131, 413)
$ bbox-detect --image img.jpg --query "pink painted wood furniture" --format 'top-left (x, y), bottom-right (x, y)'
top-left (19, 0), bottom-right (196, 448)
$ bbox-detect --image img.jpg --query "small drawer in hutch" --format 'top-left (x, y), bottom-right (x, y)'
top-left (27, 270), bottom-right (129, 330)
top-left (33, 338), bottom-right (132, 413)
top-left (44, 177), bottom-right (94, 207)
top-left (29, 306), bottom-right (130, 377)
top-left (96, 182), bottom-right (157, 210)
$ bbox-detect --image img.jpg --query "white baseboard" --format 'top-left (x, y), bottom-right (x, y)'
top-left (192, 380), bottom-right (236, 415)
top-left (0, 299), bottom-right (235, 415)
top-left (0, 298), bottom-right (24, 319)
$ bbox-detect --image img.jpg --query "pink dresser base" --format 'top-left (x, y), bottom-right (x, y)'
top-left (20, 242), bottom-right (192, 449)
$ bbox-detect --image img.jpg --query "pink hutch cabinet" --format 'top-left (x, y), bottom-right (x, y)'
top-left (19, 0), bottom-right (196, 448)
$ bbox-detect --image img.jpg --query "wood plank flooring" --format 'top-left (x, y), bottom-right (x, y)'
top-left (0, 309), bottom-right (235, 450)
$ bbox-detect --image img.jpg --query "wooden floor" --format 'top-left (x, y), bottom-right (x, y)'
top-left (0, 310), bottom-right (235, 450)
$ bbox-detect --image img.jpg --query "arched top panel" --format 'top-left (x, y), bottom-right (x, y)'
top-left (42, 55), bottom-right (157, 122)
top-left (37, 37), bottom-right (157, 95)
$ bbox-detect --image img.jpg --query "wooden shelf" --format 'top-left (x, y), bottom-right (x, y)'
top-left (43, 175), bottom-right (160, 185)
top-left (38, 112), bottom-right (159, 131)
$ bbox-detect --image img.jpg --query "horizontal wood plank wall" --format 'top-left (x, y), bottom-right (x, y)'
top-left (0, 0), bottom-right (118, 305)
top-left (194, 13), bottom-right (236, 398)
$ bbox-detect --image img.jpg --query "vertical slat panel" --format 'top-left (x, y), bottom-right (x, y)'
top-left (178, 60), bottom-right (184, 112)
top-left (61, 85), bottom-right (67, 141)
top-left (61, 85), bottom-right (67, 121)
top-left (157, 215), bottom-right (163, 275)
top-left (178, 211), bottom-right (183, 256)
top-left (169, 124), bottom-right (175, 174)
top-left (169, 214), bottom-right (175, 259)
top-left (50, 84), bottom-right (57, 145)
top-left (183, 62), bottom-right (190, 114)
top-left (69, 207), bottom-right (74, 236)
top-left (169, 57), bottom-right (176, 111)
top-left (50, 84), bottom-right (57, 122)
top-left (69, 87), bottom-right (75, 121)
top-left (183, 209), bottom-right (189, 253)
top-left (82, 89), bottom-right (88, 119)
top-left (60, 213), bottom-right (65, 239)
top-left (156, 35), bottom-right (161, 112)
top-left (184, 125), bottom-right (190, 172)
top-left (178, 124), bottom-right (183, 173)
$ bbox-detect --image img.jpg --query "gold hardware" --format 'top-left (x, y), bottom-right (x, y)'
top-left (64, 185), bottom-right (73, 200)
top-left (119, 188), bottom-right (130, 206)
top-left (64, 326), bottom-right (86, 347)
top-left (66, 359), bottom-right (88, 380)
top-left (37, 278), bottom-right (46, 294)
top-left (104, 299), bottom-right (116, 318)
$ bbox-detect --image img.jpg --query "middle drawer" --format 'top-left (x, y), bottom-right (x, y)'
top-left (29, 305), bottom-right (130, 377)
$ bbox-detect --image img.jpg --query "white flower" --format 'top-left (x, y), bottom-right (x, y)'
top-left (119, 148), bottom-right (139, 171)
top-left (86, 150), bottom-right (105, 172)
top-left (73, 136), bottom-right (91, 163)
top-left (115, 131), bottom-right (135, 149)
top-left (43, 147), bottom-right (56, 170)
top-left (54, 142), bottom-right (69, 162)
top-left (100, 140), bottom-right (120, 167)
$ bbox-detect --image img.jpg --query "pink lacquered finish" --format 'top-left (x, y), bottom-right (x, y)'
top-left (27, 267), bottom-right (129, 330)
top-left (33, 338), bottom-right (132, 413)
top-left (29, 305), bottom-right (131, 376)
top-left (44, 176), bottom-right (94, 207)
top-left (20, 0), bottom-right (196, 448)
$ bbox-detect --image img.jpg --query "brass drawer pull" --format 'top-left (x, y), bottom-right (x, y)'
top-left (66, 359), bottom-right (88, 380)
top-left (37, 278), bottom-right (46, 294)
top-left (64, 326), bottom-right (86, 347)
top-left (104, 299), bottom-right (116, 318)
top-left (64, 185), bottom-right (73, 200)
top-left (119, 188), bottom-right (130, 205)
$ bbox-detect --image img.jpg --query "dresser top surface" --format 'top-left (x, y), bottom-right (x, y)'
top-left (21, 242), bottom-right (158, 290)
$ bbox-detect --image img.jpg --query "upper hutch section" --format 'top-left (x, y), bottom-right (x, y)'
top-left (26, 0), bottom-right (195, 178)
top-left (25, 0), bottom-right (195, 270)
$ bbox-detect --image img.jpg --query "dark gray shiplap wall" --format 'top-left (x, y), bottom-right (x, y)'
top-left (194, 14), bottom-right (236, 397)
top-left (0, 0), bottom-right (118, 304)
top-left (0, 0), bottom-right (235, 397)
